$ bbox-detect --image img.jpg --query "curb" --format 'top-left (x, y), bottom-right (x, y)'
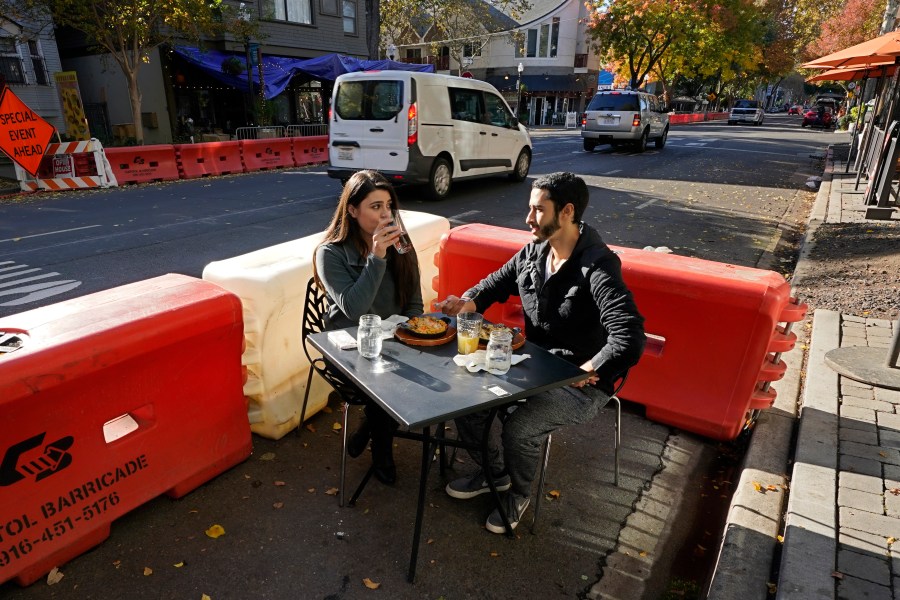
top-left (706, 147), bottom-right (836, 598)
top-left (776, 310), bottom-right (840, 600)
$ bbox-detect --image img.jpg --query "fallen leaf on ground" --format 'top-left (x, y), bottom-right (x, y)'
top-left (174, 562), bottom-right (185, 568)
top-left (765, 484), bottom-right (779, 492)
top-left (489, 551), bottom-right (500, 557)
top-left (273, 502), bottom-right (284, 509)
top-left (427, 538), bottom-right (434, 544)
top-left (143, 567), bottom-right (153, 576)
top-left (205, 525), bottom-right (225, 539)
top-left (305, 423), bottom-right (316, 433)
top-left (362, 577), bottom-right (381, 589)
top-left (202, 595), bottom-right (212, 600)
top-left (307, 487), bottom-right (316, 493)
top-left (767, 583), bottom-right (777, 593)
top-left (888, 537), bottom-right (896, 544)
top-left (332, 422), bottom-right (342, 432)
top-left (831, 571), bottom-right (844, 579)
top-left (752, 481), bottom-right (762, 492)
top-left (777, 535), bottom-right (784, 543)
top-left (274, 480), bottom-right (286, 486)
top-left (46, 567), bottom-right (64, 585)
top-left (548, 490), bottom-right (561, 499)
top-left (259, 452), bottom-right (276, 461)
top-left (325, 487), bottom-right (339, 496)
top-left (890, 488), bottom-right (900, 496)
top-left (639, 551), bottom-right (648, 557)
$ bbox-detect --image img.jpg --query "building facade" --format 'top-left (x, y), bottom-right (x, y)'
top-left (390, 0), bottom-right (601, 126)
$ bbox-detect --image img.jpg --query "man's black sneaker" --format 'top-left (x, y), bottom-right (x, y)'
top-left (445, 468), bottom-right (512, 499)
top-left (485, 493), bottom-right (530, 534)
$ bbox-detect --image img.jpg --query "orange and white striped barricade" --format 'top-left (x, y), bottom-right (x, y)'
top-left (15, 138), bottom-right (118, 192)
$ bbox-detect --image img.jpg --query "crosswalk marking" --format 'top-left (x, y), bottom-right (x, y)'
top-left (0, 261), bottom-right (81, 307)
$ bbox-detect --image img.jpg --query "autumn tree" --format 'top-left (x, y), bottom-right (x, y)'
top-left (3, 0), bottom-right (248, 144)
top-left (585, 0), bottom-right (698, 89)
top-left (804, 0), bottom-right (882, 60)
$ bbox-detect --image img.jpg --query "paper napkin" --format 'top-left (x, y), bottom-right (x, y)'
top-left (453, 350), bottom-right (530, 374)
top-left (327, 330), bottom-right (357, 350)
top-left (381, 314), bottom-right (409, 339)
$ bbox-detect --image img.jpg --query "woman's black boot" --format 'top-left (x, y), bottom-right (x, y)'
top-left (346, 417), bottom-right (371, 459)
top-left (370, 431), bottom-right (396, 485)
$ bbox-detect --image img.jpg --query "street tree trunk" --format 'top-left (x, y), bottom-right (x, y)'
top-left (366, 0), bottom-right (380, 59)
top-left (125, 69), bottom-right (144, 145)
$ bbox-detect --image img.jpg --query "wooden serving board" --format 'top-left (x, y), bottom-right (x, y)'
top-left (395, 326), bottom-right (457, 347)
top-left (478, 332), bottom-right (526, 351)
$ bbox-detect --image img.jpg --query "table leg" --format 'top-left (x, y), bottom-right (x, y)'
top-left (407, 425), bottom-right (434, 582)
top-left (482, 407), bottom-right (514, 537)
top-left (348, 466), bottom-right (375, 507)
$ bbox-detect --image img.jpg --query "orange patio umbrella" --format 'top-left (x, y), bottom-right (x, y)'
top-left (802, 31), bottom-right (900, 69)
top-left (806, 64), bottom-right (897, 82)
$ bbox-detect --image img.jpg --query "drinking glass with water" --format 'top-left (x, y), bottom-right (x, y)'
top-left (357, 314), bottom-right (383, 359)
top-left (485, 329), bottom-right (513, 373)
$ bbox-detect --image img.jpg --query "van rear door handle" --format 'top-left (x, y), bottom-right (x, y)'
top-left (370, 127), bottom-right (384, 132)
top-left (491, 133), bottom-right (498, 137)
top-left (480, 131), bottom-right (487, 135)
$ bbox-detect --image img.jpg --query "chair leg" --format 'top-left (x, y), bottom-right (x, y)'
top-left (339, 401), bottom-right (350, 507)
top-left (531, 432), bottom-right (552, 534)
top-left (611, 395), bottom-right (621, 487)
top-left (297, 367), bottom-right (316, 435)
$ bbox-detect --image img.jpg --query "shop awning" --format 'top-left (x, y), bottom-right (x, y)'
top-left (485, 74), bottom-right (591, 94)
top-left (173, 46), bottom-right (435, 100)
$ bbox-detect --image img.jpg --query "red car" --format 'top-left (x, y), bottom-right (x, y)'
top-left (802, 108), bottom-right (834, 128)
top-left (787, 105), bottom-right (802, 115)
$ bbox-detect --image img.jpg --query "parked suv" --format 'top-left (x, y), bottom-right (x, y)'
top-left (728, 99), bottom-right (765, 126)
top-left (581, 90), bottom-right (669, 153)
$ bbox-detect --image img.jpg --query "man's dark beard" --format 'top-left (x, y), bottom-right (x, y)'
top-left (532, 212), bottom-right (561, 241)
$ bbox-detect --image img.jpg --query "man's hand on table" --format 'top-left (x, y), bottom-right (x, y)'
top-left (571, 361), bottom-right (599, 388)
top-left (435, 295), bottom-right (476, 316)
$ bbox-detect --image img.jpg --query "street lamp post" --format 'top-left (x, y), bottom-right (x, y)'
top-left (239, 3), bottom-right (254, 125)
top-left (516, 62), bottom-right (524, 121)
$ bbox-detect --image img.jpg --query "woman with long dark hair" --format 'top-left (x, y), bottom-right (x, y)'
top-left (313, 170), bottom-right (423, 484)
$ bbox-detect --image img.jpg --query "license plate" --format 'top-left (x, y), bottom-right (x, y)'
top-left (601, 117), bottom-right (616, 125)
top-left (337, 146), bottom-right (354, 161)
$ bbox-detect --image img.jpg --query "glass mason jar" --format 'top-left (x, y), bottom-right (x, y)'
top-left (485, 329), bottom-right (513, 374)
top-left (357, 314), bottom-right (383, 359)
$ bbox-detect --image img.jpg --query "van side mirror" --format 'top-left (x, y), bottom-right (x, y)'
top-left (510, 117), bottom-right (520, 128)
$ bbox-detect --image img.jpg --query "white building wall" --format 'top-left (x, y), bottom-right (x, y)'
top-left (0, 18), bottom-right (66, 134)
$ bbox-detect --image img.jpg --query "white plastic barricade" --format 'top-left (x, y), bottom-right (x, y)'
top-left (15, 138), bottom-right (118, 192)
top-left (202, 210), bottom-right (450, 440)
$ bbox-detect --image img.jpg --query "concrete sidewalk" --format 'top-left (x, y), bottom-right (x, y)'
top-left (708, 146), bottom-right (900, 599)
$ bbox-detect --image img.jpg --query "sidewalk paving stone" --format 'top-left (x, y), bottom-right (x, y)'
top-left (838, 548), bottom-right (892, 585)
top-left (838, 486), bottom-right (886, 514)
top-left (837, 575), bottom-right (892, 600)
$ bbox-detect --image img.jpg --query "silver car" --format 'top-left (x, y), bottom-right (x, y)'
top-left (581, 90), bottom-right (670, 153)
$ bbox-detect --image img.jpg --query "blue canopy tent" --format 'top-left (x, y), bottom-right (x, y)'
top-left (173, 46), bottom-right (435, 100)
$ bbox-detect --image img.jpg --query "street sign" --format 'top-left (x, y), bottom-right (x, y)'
top-left (461, 71), bottom-right (473, 78)
top-left (0, 87), bottom-right (56, 177)
top-left (52, 154), bottom-right (75, 177)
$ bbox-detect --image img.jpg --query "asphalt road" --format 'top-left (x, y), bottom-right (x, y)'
top-left (1, 113), bottom-right (833, 319)
top-left (0, 114), bottom-right (836, 599)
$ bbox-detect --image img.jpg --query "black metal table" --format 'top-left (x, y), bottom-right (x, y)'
top-left (308, 327), bottom-right (587, 581)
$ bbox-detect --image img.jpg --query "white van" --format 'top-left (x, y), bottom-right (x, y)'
top-left (327, 71), bottom-right (532, 200)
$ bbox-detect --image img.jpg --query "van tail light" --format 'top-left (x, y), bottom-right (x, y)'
top-left (632, 114), bottom-right (641, 127)
top-left (581, 113), bottom-right (586, 126)
top-left (329, 108), bottom-right (333, 122)
top-left (407, 103), bottom-right (418, 146)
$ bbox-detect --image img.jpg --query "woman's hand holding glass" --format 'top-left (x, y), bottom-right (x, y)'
top-left (371, 217), bottom-right (403, 259)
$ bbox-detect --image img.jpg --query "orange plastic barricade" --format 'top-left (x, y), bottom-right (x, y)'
top-left (240, 137), bottom-right (295, 171)
top-left (292, 135), bottom-right (328, 167)
top-left (433, 224), bottom-right (807, 441)
top-left (175, 140), bottom-right (245, 179)
top-left (0, 274), bottom-right (251, 586)
top-left (104, 144), bottom-right (181, 185)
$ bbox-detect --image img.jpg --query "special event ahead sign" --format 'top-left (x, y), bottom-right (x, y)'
top-left (0, 86), bottom-right (56, 176)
